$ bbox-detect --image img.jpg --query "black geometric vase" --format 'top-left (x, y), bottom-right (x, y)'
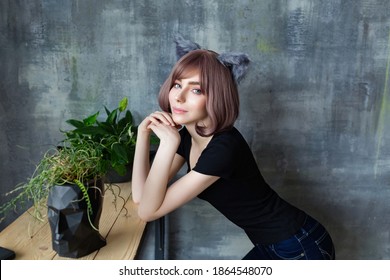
top-left (47, 179), bottom-right (106, 258)
top-left (105, 164), bottom-right (133, 184)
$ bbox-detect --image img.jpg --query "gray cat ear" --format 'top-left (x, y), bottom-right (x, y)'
top-left (217, 53), bottom-right (250, 84)
top-left (174, 33), bottom-right (201, 60)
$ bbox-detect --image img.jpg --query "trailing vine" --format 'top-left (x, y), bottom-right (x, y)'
top-left (105, 183), bottom-right (128, 216)
top-left (74, 179), bottom-right (99, 232)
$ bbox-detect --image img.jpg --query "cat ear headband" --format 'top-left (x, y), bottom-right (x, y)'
top-left (174, 33), bottom-right (250, 84)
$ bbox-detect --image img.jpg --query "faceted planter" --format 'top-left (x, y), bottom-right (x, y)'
top-left (47, 179), bottom-right (106, 258)
top-left (105, 164), bottom-right (133, 184)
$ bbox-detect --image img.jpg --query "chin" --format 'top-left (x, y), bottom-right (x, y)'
top-left (172, 115), bottom-right (185, 125)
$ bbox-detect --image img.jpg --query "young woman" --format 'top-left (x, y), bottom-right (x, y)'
top-left (132, 35), bottom-right (335, 260)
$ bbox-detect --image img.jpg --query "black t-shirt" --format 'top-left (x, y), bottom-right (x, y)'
top-left (176, 126), bottom-right (306, 245)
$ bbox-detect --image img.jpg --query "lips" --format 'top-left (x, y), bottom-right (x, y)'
top-left (172, 107), bottom-right (187, 114)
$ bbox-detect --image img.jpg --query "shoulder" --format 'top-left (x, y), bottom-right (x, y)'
top-left (194, 127), bottom-right (248, 178)
top-left (202, 127), bottom-right (248, 161)
top-left (208, 127), bottom-right (247, 151)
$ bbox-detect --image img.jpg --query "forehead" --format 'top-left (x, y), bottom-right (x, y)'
top-left (175, 72), bottom-right (200, 83)
top-left (174, 65), bottom-right (200, 80)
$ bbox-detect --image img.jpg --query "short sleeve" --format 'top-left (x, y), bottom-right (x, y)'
top-left (193, 133), bottom-right (239, 178)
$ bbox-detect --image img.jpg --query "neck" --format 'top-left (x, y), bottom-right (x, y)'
top-left (185, 124), bottom-right (213, 147)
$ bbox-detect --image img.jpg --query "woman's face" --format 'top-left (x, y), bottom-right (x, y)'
top-left (168, 72), bottom-right (210, 127)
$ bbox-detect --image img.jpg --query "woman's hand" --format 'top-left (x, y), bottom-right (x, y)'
top-left (138, 111), bottom-right (177, 133)
top-left (148, 121), bottom-right (181, 147)
top-left (139, 111), bottom-right (180, 147)
top-left (148, 123), bottom-right (181, 150)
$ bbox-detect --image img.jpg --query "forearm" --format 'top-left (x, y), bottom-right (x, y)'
top-left (131, 131), bottom-right (151, 203)
top-left (137, 142), bottom-right (177, 221)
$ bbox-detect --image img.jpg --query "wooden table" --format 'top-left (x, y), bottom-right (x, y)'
top-left (0, 182), bottom-right (147, 260)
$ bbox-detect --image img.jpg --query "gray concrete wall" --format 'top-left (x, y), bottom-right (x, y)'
top-left (1, 0), bottom-right (390, 259)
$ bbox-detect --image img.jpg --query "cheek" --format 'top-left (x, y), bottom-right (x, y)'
top-left (191, 98), bottom-right (207, 112)
top-left (168, 90), bottom-right (176, 105)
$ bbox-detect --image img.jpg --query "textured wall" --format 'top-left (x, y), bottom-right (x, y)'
top-left (1, 0), bottom-right (390, 259)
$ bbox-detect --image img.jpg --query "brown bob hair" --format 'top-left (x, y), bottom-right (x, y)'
top-left (158, 49), bottom-right (239, 137)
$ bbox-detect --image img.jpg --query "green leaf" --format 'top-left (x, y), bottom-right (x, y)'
top-left (83, 111), bottom-right (99, 126)
top-left (112, 164), bottom-right (127, 176)
top-left (106, 109), bottom-right (117, 125)
top-left (111, 143), bottom-right (128, 164)
top-left (118, 97), bottom-right (128, 112)
top-left (117, 118), bottom-right (130, 131)
top-left (104, 106), bottom-right (111, 117)
top-left (73, 126), bottom-right (107, 135)
top-left (150, 135), bottom-right (160, 145)
top-left (125, 110), bottom-right (133, 123)
top-left (96, 121), bottom-right (115, 134)
top-left (66, 119), bottom-right (85, 129)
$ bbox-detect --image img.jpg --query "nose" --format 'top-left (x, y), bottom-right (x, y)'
top-left (55, 212), bottom-right (66, 235)
top-left (175, 90), bottom-right (185, 103)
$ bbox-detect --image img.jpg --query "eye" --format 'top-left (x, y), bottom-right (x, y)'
top-left (192, 89), bottom-right (202, 95)
top-left (173, 83), bottom-right (181, 89)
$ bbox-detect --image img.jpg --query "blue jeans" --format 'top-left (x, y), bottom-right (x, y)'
top-left (242, 215), bottom-right (335, 260)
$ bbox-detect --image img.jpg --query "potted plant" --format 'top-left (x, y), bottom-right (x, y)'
top-left (0, 137), bottom-right (109, 258)
top-left (0, 97), bottom-right (156, 257)
top-left (64, 97), bottom-right (137, 183)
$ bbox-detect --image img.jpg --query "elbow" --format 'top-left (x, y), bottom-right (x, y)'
top-left (138, 216), bottom-right (154, 223)
top-left (131, 188), bottom-right (142, 205)
top-left (131, 194), bottom-right (155, 221)
top-left (137, 207), bottom-right (159, 222)
top-left (132, 196), bottom-right (141, 205)
top-left (138, 213), bottom-right (156, 223)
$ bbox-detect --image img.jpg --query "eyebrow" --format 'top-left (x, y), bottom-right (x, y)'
top-left (175, 79), bottom-right (200, 85)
